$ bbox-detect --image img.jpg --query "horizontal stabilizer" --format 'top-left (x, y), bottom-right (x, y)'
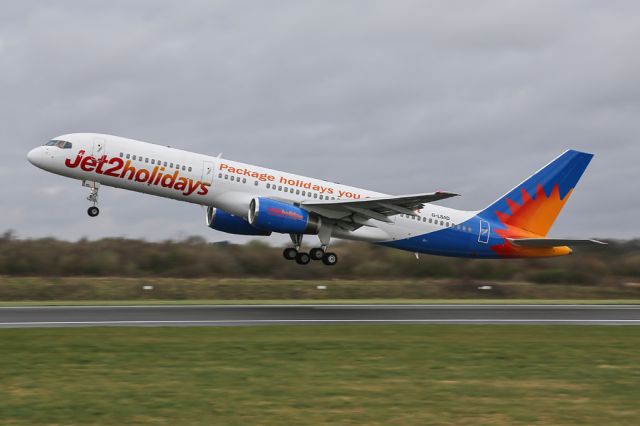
top-left (506, 238), bottom-right (607, 248)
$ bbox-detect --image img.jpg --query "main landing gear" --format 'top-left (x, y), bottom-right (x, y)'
top-left (282, 232), bottom-right (338, 266)
top-left (84, 180), bottom-right (100, 217)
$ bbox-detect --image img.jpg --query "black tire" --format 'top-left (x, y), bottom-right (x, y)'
top-left (283, 247), bottom-right (298, 260)
top-left (322, 252), bottom-right (338, 266)
top-left (87, 206), bottom-right (100, 217)
top-left (295, 252), bottom-right (311, 265)
top-left (309, 247), bottom-right (324, 261)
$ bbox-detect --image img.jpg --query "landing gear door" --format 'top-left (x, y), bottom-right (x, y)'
top-left (478, 219), bottom-right (490, 244)
top-left (201, 161), bottom-right (215, 187)
top-left (92, 137), bottom-right (107, 158)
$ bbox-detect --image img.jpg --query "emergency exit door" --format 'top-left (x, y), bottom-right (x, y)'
top-left (478, 219), bottom-right (490, 244)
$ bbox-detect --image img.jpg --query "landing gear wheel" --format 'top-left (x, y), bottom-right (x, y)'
top-left (87, 206), bottom-right (100, 217)
top-left (322, 252), bottom-right (338, 266)
top-left (283, 247), bottom-right (298, 260)
top-left (309, 247), bottom-right (325, 261)
top-left (295, 252), bottom-right (311, 265)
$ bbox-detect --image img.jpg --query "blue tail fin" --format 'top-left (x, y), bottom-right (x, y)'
top-left (480, 150), bottom-right (594, 236)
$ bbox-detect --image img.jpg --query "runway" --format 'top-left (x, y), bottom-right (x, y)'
top-left (0, 304), bottom-right (639, 327)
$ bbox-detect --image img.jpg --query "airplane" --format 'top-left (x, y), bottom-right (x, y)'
top-left (27, 133), bottom-right (604, 266)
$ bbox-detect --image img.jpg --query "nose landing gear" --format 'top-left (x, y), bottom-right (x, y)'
top-left (87, 206), bottom-right (100, 217)
top-left (83, 180), bottom-right (100, 217)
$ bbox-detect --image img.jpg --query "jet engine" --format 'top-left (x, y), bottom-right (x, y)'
top-left (206, 206), bottom-right (271, 236)
top-left (248, 198), bottom-right (321, 234)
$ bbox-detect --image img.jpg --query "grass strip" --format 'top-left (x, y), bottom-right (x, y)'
top-left (1, 325), bottom-right (640, 425)
top-left (1, 298), bottom-right (640, 306)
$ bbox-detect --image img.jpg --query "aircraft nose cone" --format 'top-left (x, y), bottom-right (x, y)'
top-left (27, 147), bottom-right (43, 167)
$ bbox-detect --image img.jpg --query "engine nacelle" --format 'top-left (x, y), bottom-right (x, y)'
top-left (248, 198), bottom-right (321, 234)
top-left (206, 206), bottom-right (271, 236)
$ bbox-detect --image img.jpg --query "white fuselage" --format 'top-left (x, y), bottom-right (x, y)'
top-left (27, 133), bottom-right (475, 244)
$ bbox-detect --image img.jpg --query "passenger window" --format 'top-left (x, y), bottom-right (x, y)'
top-left (440, 221), bottom-right (444, 226)
top-left (163, 162), bottom-right (167, 167)
top-left (188, 167), bottom-right (192, 172)
top-left (133, 155), bottom-right (137, 160)
top-left (242, 178), bottom-right (246, 183)
top-left (170, 163), bottom-right (174, 168)
top-left (302, 191), bottom-right (306, 196)
top-left (446, 222), bottom-right (450, 227)
top-left (224, 174), bottom-right (228, 180)
top-left (145, 158), bottom-right (149, 163)
top-left (314, 193), bottom-right (318, 198)
top-left (151, 159), bottom-right (155, 164)
top-left (126, 154), bottom-right (131, 159)
top-left (120, 153), bottom-right (124, 158)
top-left (266, 183), bottom-right (271, 189)
top-left (182, 166), bottom-right (186, 171)
top-left (254, 181), bottom-right (259, 186)
top-left (218, 173), bottom-right (222, 178)
top-left (278, 186), bottom-right (282, 191)
top-left (423, 217), bottom-right (426, 222)
top-left (319, 194), bottom-right (324, 200)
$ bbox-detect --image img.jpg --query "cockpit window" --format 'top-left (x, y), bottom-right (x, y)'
top-left (45, 140), bottom-right (72, 149)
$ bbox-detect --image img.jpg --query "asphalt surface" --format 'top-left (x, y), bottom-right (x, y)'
top-left (0, 304), bottom-right (639, 327)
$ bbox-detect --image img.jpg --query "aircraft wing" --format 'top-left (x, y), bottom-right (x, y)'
top-left (300, 191), bottom-right (459, 223)
top-left (506, 238), bottom-right (607, 247)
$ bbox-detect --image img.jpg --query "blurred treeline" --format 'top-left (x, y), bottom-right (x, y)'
top-left (0, 230), bottom-right (638, 284)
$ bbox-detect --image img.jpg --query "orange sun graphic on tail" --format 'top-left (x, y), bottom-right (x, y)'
top-left (491, 184), bottom-right (574, 257)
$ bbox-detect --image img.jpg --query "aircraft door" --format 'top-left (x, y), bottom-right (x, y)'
top-left (201, 161), bottom-right (215, 187)
top-left (478, 219), bottom-right (490, 244)
top-left (92, 137), bottom-right (107, 158)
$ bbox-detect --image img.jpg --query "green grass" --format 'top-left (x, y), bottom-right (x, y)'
top-left (1, 326), bottom-right (640, 425)
top-left (1, 298), bottom-right (640, 306)
top-left (2, 276), bottom-right (640, 302)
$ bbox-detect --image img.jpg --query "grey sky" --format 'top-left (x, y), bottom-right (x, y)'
top-left (2, 1), bottom-right (638, 242)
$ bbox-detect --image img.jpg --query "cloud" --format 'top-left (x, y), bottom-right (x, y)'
top-left (2, 0), bottom-right (639, 242)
